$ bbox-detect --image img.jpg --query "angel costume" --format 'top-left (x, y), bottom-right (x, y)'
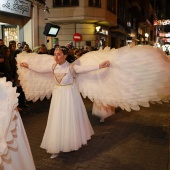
top-left (17, 45), bottom-right (170, 112)
top-left (0, 77), bottom-right (35, 170)
top-left (18, 59), bottom-right (101, 154)
top-left (16, 45), bottom-right (170, 148)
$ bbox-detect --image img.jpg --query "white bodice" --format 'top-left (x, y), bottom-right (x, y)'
top-left (28, 60), bottom-right (99, 86)
top-left (53, 61), bottom-right (74, 85)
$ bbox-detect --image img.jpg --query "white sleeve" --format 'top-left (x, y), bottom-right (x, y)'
top-left (28, 64), bottom-right (53, 73)
top-left (73, 65), bottom-right (99, 74)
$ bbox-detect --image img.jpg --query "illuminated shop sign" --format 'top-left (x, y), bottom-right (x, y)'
top-left (159, 32), bottom-right (170, 37)
top-left (154, 19), bottom-right (170, 25)
top-left (0, 0), bottom-right (31, 17)
top-left (95, 26), bottom-right (108, 35)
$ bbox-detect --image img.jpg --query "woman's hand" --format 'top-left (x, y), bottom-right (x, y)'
top-left (99, 61), bottom-right (110, 69)
top-left (20, 62), bottom-right (29, 68)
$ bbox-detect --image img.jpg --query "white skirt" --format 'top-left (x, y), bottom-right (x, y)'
top-left (40, 83), bottom-right (94, 154)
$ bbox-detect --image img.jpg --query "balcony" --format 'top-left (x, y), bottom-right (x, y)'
top-left (46, 6), bottom-right (117, 27)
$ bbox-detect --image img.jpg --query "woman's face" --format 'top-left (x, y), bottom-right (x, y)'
top-left (54, 49), bottom-right (66, 64)
top-left (11, 44), bottom-right (16, 51)
top-left (23, 45), bottom-right (29, 51)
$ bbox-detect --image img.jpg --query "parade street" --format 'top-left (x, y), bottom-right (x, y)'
top-left (21, 97), bottom-right (170, 170)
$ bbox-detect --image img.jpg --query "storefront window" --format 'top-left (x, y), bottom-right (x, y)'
top-left (107, 0), bottom-right (116, 14)
top-left (53, 0), bottom-right (79, 7)
top-left (3, 26), bottom-right (18, 46)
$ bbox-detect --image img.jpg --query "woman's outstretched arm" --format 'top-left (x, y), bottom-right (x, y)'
top-left (73, 60), bottom-right (110, 74)
top-left (20, 62), bottom-right (53, 73)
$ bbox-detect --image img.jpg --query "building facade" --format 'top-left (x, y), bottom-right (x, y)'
top-left (44, 0), bottom-right (117, 49)
top-left (0, 0), bottom-right (166, 50)
top-left (45, 0), bottom-right (156, 49)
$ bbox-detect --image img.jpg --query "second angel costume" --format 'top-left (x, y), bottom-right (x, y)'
top-left (0, 77), bottom-right (36, 170)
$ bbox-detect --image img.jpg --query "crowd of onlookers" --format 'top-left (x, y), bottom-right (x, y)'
top-left (0, 39), bottom-right (29, 110)
top-left (0, 40), bottom-right (54, 111)
top-left (0, 39), bottom-right (94, 111)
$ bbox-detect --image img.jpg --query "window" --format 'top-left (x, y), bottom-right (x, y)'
top-left (107, 0), bottom-right (116, 14)
top-left (3, 26), bottom-right (18, 46)
top-left (89, 0), bottom-right (101, 8)
top-left (53, 0), bottom-right (79, 7)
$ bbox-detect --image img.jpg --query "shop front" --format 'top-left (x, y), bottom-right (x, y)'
top-left (0, 0), bottom-right (46, 49)
top-left (0, 0), bottom-right (31, 46)
top-left (95, 26), bottom-right (109, 49)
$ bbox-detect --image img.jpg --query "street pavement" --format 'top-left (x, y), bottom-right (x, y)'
top-left (20, 97), bottom-right (170, 170)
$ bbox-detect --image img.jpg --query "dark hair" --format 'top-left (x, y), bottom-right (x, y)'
top-left (48, 48), bottom-right (55, 56)
top-left (55, 46), bottom-right (69, 55)
top-left (54, 44), bottom-right (59, 48)
top-left (41, 44), bottom-right (46, 47)
top-left (13, 50), bottom-right (21, 57)
top-left (1, 46), bottom-right (10, 57)
top-left (22, 41), bottom-right (26, 48)
top-left (9, 40), bottom-right (16, 46)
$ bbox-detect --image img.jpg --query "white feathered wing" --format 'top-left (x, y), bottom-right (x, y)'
top-left (16, 52), bottom-right (55, 102)
top-left (17, 46), bottom-right (170, 113)
top-left (76, 45), bottom-right (170, 112)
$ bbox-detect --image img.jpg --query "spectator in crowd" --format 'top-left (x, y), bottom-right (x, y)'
top-left (0, 39), bottom-right (4, 45)
top-left (14, 50), bottom-right (28, 110)
top-left (82, 45), bottom-right (90, 54)
top-left (66, 48), bottom-right (77, 63)
top-left (69, 41), bottom-right (74, 49)
top-left (0, 57), bottom-right (5, 78)
top-left (38, 44), bottom-right (48, 54)
top-left (0, 46), bottom-right (14, 83)
top-left (74, 49), bottom-right (82, 59)
top-left (21, 41), bottom-right (27, 48)
top-left (0, 44), bottom-right (6, 55)
top-left (0, 45), bottom-right (6, 78)
top-left (65, 43), bottom-right (71, 49)
top-left (65, 42), bottom-right (74, 49)
top-left (48, 48), bottom-right (55, 56)
top-left (9, 41), bottom-right (17, 86)
top-left (22, 44), bottom-right (29, 52)
top-left (16, 42), bottom-right (22, 52)
top-left (22, 43), bottom-right (32, 53)
top-left (32, 46), bottom-right (41, 53)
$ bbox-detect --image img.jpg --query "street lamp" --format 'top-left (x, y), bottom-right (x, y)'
top-left (145, 33), bottom-right (149, 44)
top-left (145, 33), bottom-right (149, 38)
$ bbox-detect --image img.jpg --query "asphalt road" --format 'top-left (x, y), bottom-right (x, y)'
top-left (20, 97), bottom-right (170, 170)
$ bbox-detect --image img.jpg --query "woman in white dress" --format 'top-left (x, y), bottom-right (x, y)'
top-left (20, 46), bottom-right (110, 159)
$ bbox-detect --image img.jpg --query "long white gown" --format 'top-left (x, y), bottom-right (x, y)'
top-left (0, 78), bottom-right (36, 170)
top-left (26, 61), bottom-right (99, 154)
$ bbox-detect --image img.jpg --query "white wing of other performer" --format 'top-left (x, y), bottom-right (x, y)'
top-left (16, 52), bottom-right (55, 102)
top-left (0, 77), bottom-right (36, 170)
